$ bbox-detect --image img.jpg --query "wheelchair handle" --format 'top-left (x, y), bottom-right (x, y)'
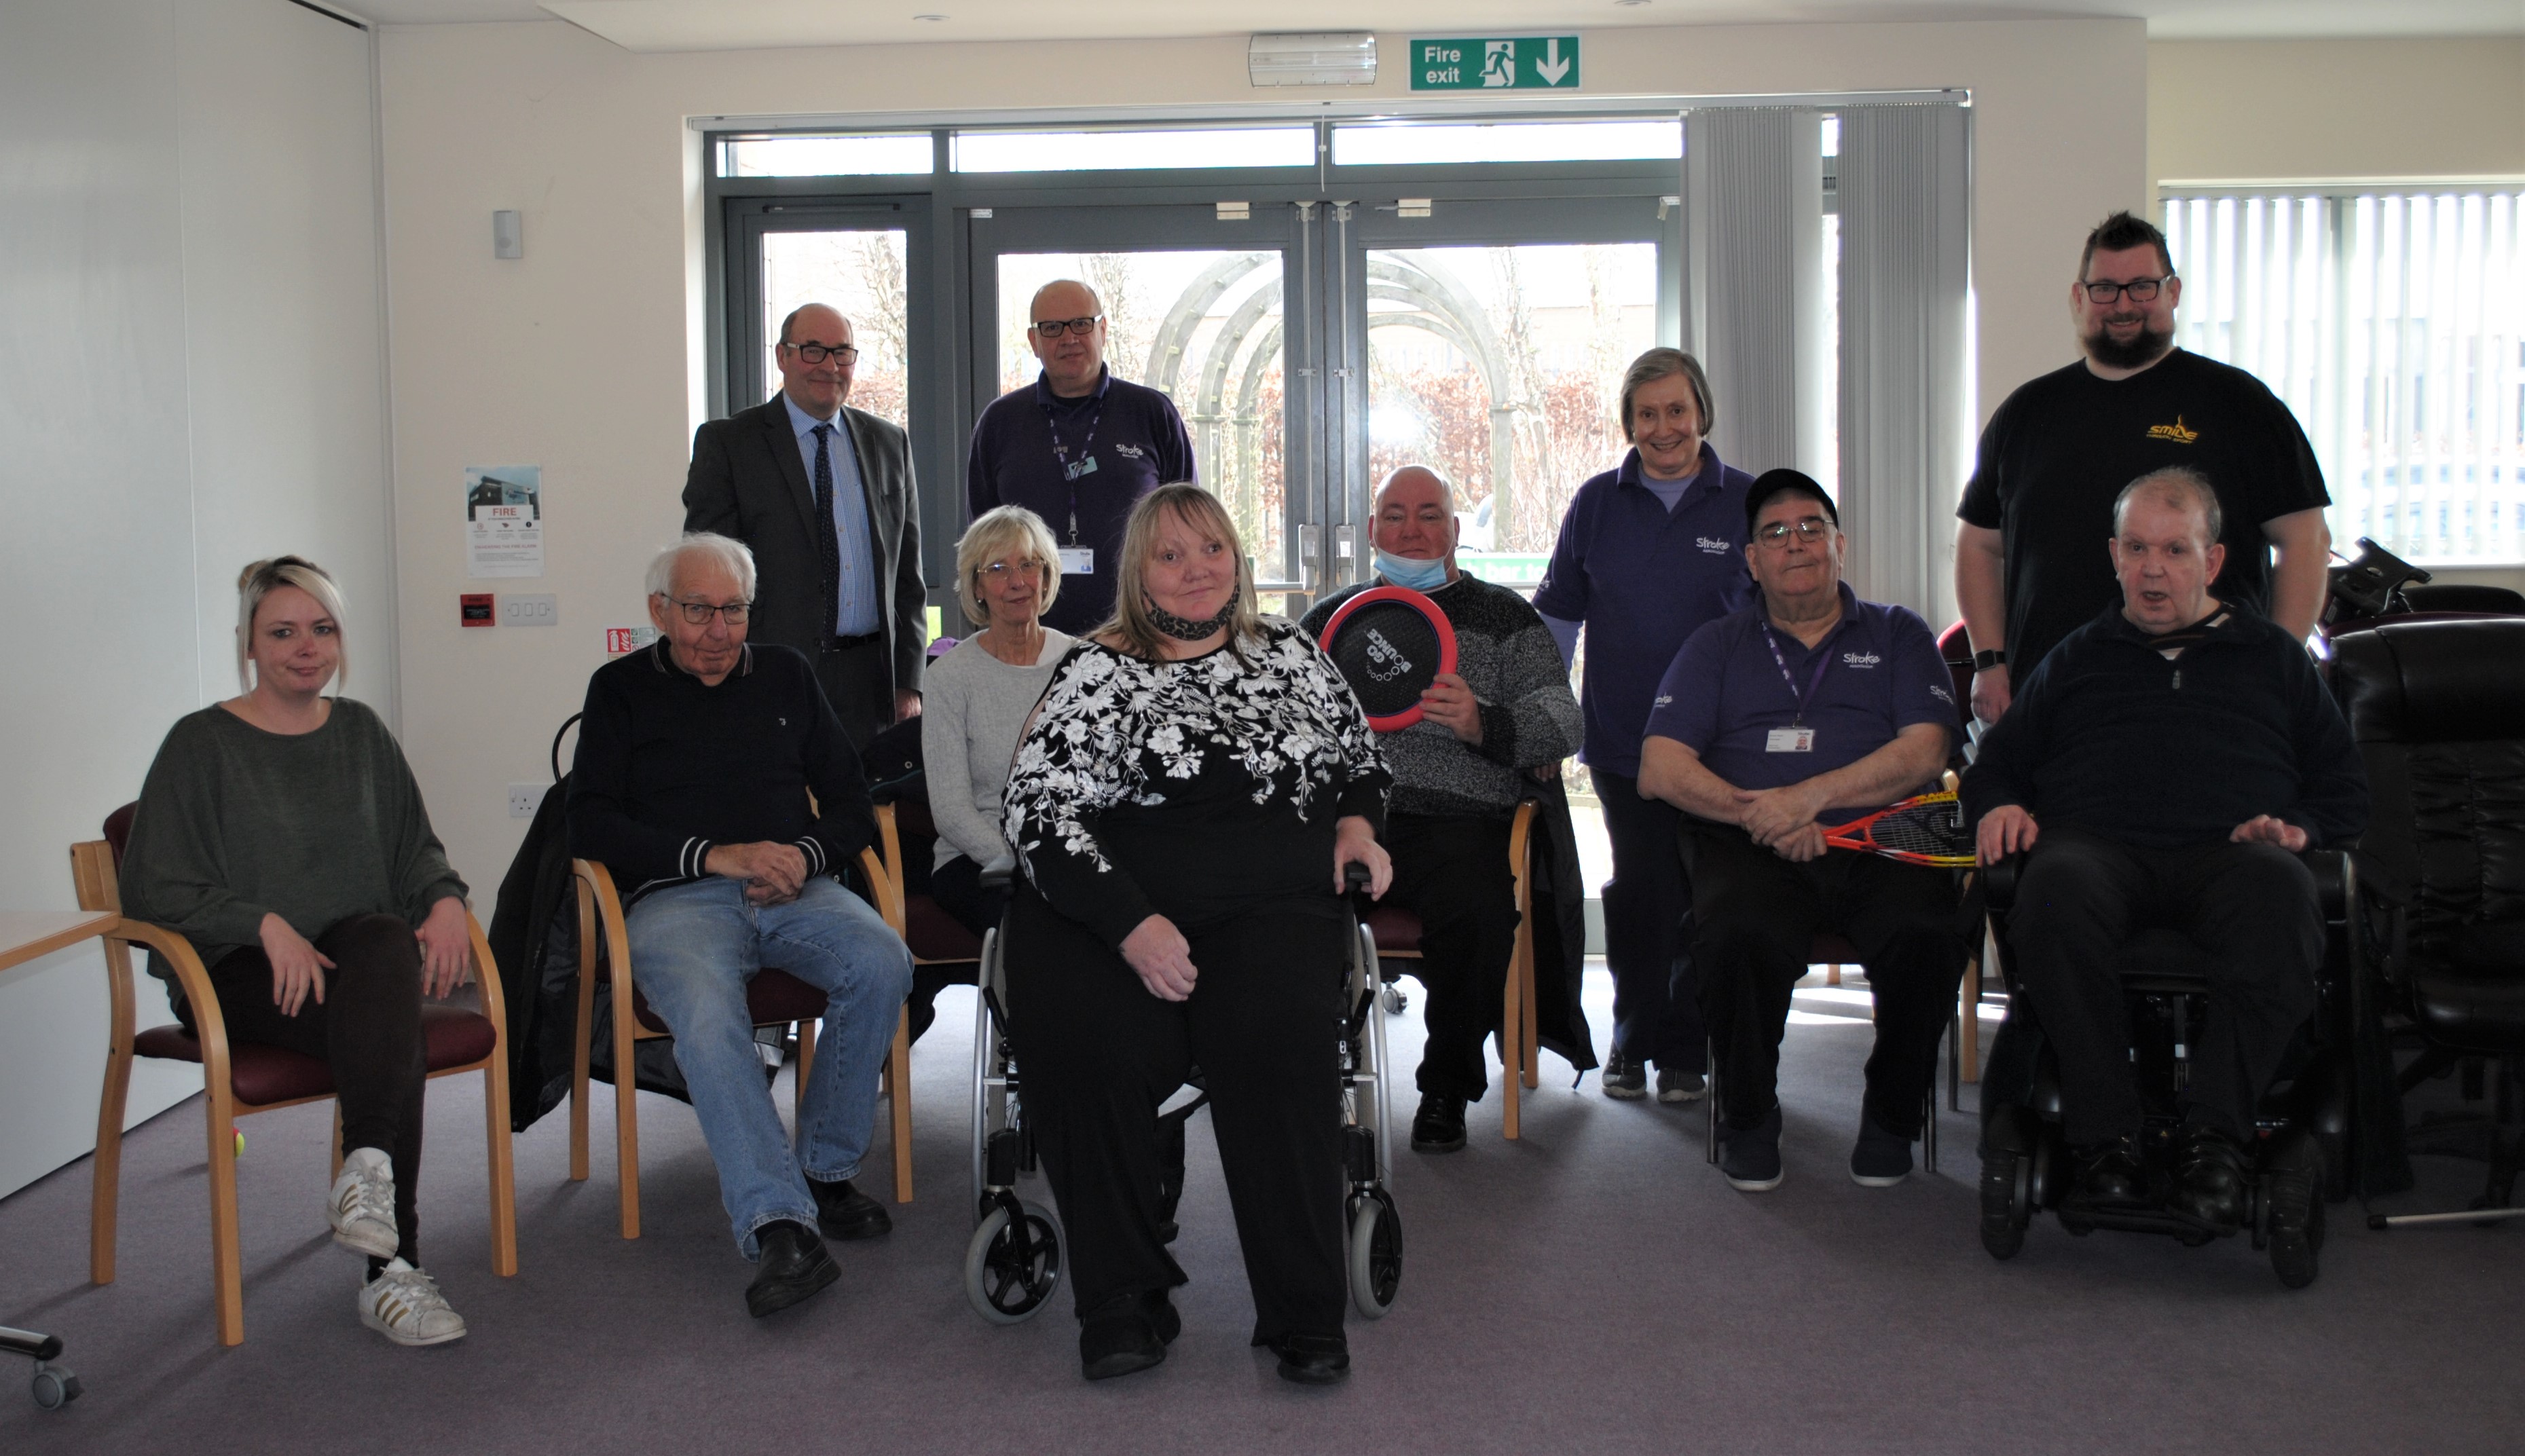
top-left (1343, 861), bottom-right (1372, 895)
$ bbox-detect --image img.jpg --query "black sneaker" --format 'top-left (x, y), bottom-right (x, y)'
top-left (808, 1176), bottom-right (893, 1241)
top-left (745, 1220), bottom-right (838, 1318)
top-left (1409, 1094), bottom-right (1468, 1153)
top-left (1600, 1049), bottom-right (1647, 1100)
top-left (1848, 1113), bottom-right (1914, 1187)
top-left (1719, 1104), bottom-right (1785, 1192)
top-left (1655, 1066), bottom-right (1708, 1104)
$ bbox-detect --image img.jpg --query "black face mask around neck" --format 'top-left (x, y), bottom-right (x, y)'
top-left (1146, 591), bottom-right (1238, 642)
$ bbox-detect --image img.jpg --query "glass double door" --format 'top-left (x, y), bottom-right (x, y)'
top-left (969, 193), bottom-right (1674, 608)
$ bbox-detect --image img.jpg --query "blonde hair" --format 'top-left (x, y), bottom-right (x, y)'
top-left (1099, 483), bottom-right (1266, 663)
top-left (955, 506), bottom-right (1063, 627)
top-left (235, 556), bottom-right (349, 693)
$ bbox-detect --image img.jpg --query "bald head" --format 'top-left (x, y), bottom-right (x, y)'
top-left (1028, 279), bottom-right (1108, 397)
top-left (774, 303), bottom-right (855, 418)
top-left (1371, 466), bottom-right (1460, 580)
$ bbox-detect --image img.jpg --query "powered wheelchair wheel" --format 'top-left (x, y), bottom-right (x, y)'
top-left (1977, 1103), bottom-right (2042, 1261)
top-left (963, 1196), bottom-right (1063, 1324)
top-left (1346, 1187), bottom-right (1403, 1318)
top-left (2255, 1130), bottom-right (2327, 1290)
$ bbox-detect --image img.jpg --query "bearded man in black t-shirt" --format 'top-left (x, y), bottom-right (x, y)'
top-left (1953, 212), bottom-right (2332, 724)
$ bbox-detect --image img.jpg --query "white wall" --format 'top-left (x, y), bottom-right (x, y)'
top-left (377, 16), bottom-right (2150, 893)
top-left (0, 0), bottom-right (393, 1199)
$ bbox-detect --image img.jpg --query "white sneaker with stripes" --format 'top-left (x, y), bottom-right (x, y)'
top-left (329, 1146), bottom-right (400, 1260)
top-left (359, 1259), bottom-right (467, 1347)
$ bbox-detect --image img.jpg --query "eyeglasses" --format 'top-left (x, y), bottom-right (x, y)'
top-left (977, 561), bottom-right (1046, 582)
top-left (666, 597), bottom-right (752, 625)
top-left (784, 341), bottom-right (860, 365)
top-left (2080, 276), bottom-right (2173, 303)
top-left (1031, 315), bottom-right (1103, 339)
top-left (1755, 518), bottom-right (1832, 545)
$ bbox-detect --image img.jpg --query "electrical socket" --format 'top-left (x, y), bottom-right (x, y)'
top-left (508, 782), bottom-right (548, 819)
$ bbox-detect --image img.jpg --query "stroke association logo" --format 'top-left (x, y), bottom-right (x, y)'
top-left (1695, 536), bottom-right (1733, 555)
top-left (2145, 416), bottom-right (2200, 445)
top-left (1841, 651), bottom-right (1882, 669)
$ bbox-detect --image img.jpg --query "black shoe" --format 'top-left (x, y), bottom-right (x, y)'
top-left (1079, 1293), bottom-right (1168, 1381)
top-left (1264, 1331), bottom-right (1351, 1385)
top-left (745, 1220), bottom-right (838, 1318)
top-left (1144, 1288), bottom-right (1181, 1345)
top-left (1409, 1094), bottom-right (1468, 1153)
top-left (1719, 1104), bottom-right (1784, 1192)
top-left (1600, 1049), bottom-right (1647, 1100)
top-left (2063, 1134), bottom-right (2148, 1210)
top-left (809, 1176), bottom-right (893, 1242)
top-left (1848, 1112), bottom-right (1915, 1187)
top-left (2169, 1124), bottom-right (2249, 1233)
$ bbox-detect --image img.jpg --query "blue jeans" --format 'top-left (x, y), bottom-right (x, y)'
top-left (624, 875), bottom-right (912, 1258)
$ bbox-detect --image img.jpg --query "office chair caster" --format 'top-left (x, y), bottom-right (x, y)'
top-left (31, 1362), bottom-right (81, 1411)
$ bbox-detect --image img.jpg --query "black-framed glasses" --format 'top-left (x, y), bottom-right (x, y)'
top-left (1755, 518), bottom-right (1832, 545)
top-left (2080, 276), bottom-right (2173, 303)
top-left (667, 597), bottom-right (752, 625)
top-left (784, 341), bottom-right (860, 365)
top-left (1031, 315), bottom-right (1103, 339)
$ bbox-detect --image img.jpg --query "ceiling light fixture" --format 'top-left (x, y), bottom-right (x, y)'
top-left (913, 12), bottom-right (947, 20)
top-left (1249, 32), bottom-right (1378, 88)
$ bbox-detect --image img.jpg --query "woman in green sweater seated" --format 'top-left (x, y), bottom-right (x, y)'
top-left (119, 557), bottom-right (474, 1347)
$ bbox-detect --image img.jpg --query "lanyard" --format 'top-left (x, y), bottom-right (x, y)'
top-left (1041, 398), bottom-right (1104, 544)
top-left (1758, 623), bottom-right (1835, 726)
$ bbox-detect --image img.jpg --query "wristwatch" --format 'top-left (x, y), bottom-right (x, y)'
top-left (1972, 648), bottom-right (2008, 671)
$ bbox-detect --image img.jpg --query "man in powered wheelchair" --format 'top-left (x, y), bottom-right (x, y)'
top-left (956, 865), bottom-right (1405, 1345)
top-left (1963, 467), bottom-right (2368, 1285)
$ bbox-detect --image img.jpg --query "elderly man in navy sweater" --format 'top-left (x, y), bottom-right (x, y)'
top-left (569, 532), bottom-right (913, 1318)
top-left (1964, 467), bottom-right (2365, 1233)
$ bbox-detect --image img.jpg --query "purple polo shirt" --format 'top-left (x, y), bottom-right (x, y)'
top-left (965, 367), bottom-right (1196, 635)
top-left (1645, 581), bottom-right (1958, 798)
top-left (1532, 445), bottom-right (1755, 778)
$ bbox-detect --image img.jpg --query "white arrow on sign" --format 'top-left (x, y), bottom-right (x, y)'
top-left (1535, 38), bottom-right (1572, 85)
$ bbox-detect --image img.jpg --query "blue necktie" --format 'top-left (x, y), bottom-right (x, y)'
top-left (811, 424), bottom-right (842, 637)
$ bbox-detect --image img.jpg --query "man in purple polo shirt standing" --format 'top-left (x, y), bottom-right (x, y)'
top-left (966, 280), bottom-right (1197, 635)
top-left (1533, 348), bottom-right (1754, 1104)
top-left (1638, 470), bottom-right (1967, 1193)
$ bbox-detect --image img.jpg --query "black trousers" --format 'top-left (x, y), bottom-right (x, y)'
top-left (1595, 770), bottom-right (1705, 1070)
top-left (811, 635), bottom-right (891, 751)
top-left (1680, 825), bottom-right (1961, 1138)
top-left (1003, 885), bottom-right (1346, 1342)
top-left (184, 913), bottom-right (428, 1262)
top-left (2008, 829), bottom-right (2321, 1146)
top-left (1382, 812), bottom-right (1517, 1102)
top-left (904, 854), bottom-right (1010, 1044)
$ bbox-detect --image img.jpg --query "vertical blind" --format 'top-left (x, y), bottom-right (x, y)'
top-left (2164, 189), bottom-right (2525, 563)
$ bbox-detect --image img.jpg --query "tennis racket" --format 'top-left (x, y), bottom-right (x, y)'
top-left (1820, 789), bottom-right (1976, 868)
top-left (1317, 585), bottom-right (1458, 732)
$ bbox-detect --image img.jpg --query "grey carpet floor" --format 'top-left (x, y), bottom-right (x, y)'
top-left (2, 967), bottom-right (2518, 1455)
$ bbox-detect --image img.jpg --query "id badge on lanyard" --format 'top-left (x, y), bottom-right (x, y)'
top-left (1760, 624), bottom-right (1832, 753)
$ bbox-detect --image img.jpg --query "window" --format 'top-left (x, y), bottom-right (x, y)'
top-left (719, 134), bottom-right (933, 176)
top-left (2165, 188), bottom-right (2525, 563)
top-left (1330, 117), bottom-right (1680, 168)
top-left (949, 126), bottom-right (1313, 173)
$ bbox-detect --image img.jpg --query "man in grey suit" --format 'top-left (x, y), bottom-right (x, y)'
top-left (684, 302), bottom-right (926, 747)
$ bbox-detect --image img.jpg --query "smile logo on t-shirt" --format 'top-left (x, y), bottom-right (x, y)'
top-left (2145, 415), bottom-right (2200, 445)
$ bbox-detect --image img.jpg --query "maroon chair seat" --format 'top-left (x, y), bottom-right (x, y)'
top-left (588, 954), bottom-right (829, 1036)
top-left (906, 893), bottom-right (984, 963)
top-left (133, 1005), bottom-right (500, 1107)
top-left (1365, 903), bottom-right (1424, 956)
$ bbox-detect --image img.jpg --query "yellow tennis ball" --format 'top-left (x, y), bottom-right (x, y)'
top-left (233, 1130), bottom-right (245, 1158)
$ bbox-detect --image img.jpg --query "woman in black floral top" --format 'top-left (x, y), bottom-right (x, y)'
top-left (1003, 484), bottom-right (1391, 1385)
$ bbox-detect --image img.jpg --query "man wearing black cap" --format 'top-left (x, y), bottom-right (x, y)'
top-left (1637, 470), bottom-right (1968, 1192)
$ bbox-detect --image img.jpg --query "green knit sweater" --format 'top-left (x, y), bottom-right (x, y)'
top-left (117, 698), bottom-right (466, 1007)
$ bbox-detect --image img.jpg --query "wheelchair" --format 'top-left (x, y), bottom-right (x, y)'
top-left (1974, 852), bottom-right (2356, 1289)
top-left (959, 869), bottom-right (1405, 1324)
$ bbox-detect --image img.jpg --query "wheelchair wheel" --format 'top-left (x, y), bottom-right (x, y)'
top-left (1976, 1105), bottom-right (2039, 1261)
top-left (964, 1199), bottom-right (1063, 1324)
top-left (31, 1364), bottom-right (81, 1411)
top-left (1346, 1189), bottom-right (1403, 1319)
top-left (2266, 1137), bottom-right (2326, 1290)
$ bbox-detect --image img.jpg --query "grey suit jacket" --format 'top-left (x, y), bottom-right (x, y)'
top-left (682, 395), bottom-right (926, 699)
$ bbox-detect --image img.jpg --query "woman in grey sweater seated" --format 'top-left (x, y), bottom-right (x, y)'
top-left (118, 557), bottom-right (473, 1347)
top-left (921, 506), bottom-right (1075, 939)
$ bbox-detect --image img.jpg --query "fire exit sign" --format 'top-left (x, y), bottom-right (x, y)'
top-left (1409, 37), bottom-right (1580, 91)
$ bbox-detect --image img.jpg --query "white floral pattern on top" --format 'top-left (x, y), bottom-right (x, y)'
top-left (1005, 620), bottom-right (1387, 881)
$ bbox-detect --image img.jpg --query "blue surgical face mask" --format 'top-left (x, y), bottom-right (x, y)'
top-left (1374, 549), bottom-right (1450, 592)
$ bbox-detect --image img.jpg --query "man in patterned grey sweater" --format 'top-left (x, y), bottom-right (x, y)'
top-left (1302, 466), bottom-right (1583, 1152)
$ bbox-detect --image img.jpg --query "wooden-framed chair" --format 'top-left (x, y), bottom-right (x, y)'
top-left (566, 850), bottom-right (915, 1239)
top-left (1356, 799), bottom-right (1543, 1139)
top-left (71, 803), bottom-right (517, 1348)
top-left (870, 800), bottom-right (987, 996)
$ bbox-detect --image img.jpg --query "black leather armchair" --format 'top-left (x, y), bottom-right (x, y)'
top-left (2329, 617), bottom-right (2525, 1229)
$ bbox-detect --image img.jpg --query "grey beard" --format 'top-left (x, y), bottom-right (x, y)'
top-left (2084, 319), bottom-right (2174, 371)
top-left (1147, 591), bottom-right (1238, 641)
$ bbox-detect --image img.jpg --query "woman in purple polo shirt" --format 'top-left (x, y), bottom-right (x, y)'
top-left (1532, 348), bottom-right (1756, 1103)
